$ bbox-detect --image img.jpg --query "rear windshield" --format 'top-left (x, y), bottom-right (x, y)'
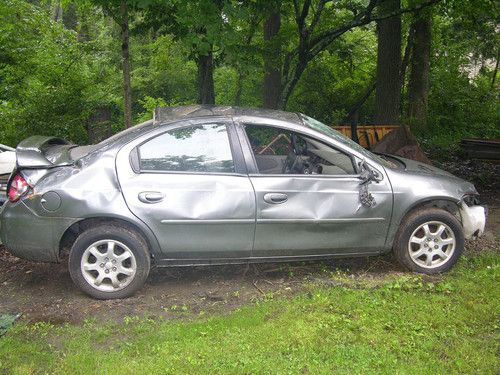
top-left (97, 120), bottom-right (155, 147)
top-left (69, 145), bottom-right (100, 160)
top-left (68, 120), bottom-right (156, 161)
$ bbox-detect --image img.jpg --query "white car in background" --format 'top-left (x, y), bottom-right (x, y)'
top-left (0, 144), bottom-right (16, 205)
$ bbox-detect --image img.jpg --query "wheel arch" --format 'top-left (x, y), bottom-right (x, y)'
top-left (401, 197), bottom-right (462, 221)
top-left (385, 197), bottom-right (463, 250)
top-left (59, 216), bottom-right (161, 262)
top-left (391, 198), bottom-right (465, 274)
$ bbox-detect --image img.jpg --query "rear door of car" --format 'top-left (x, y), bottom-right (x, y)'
top-left (115, 118), bottom-right (256, 260)
top-left (234, 119), bottom-right (393, 258)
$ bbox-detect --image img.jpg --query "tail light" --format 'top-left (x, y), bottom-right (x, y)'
top-left (8, 174), bottom-right (30, 202)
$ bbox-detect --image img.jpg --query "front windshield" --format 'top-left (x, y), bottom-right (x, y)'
top-left (300, 114), bottom-right (395, 168)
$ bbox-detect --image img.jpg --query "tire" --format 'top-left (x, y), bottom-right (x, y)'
top-left (393, 208), bottom-right (464, 274)
top-left (69, 224), bottom-right (151, 299)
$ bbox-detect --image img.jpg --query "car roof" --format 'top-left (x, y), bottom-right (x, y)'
top-left (96, 105), bottom-right (305, 151)
top-left (153, 105), bottom-right (302, 126)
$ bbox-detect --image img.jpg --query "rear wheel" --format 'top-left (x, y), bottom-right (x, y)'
top-left (69, 224), bottom-right (150, 299)
top-left (394, 208), bottom-right (464, 274)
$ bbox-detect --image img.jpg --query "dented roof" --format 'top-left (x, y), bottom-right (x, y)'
top-left (153, 105), bottom-right (302, 125)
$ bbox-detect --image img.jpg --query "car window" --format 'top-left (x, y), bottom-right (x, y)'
top-left (139, 124), bottom-right (235, 173)
top-left (244, 125), bottom-right (356, 175)
top-left (300, 114), bottom-right (397, 168)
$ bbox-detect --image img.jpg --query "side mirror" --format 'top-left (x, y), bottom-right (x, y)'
top-left (359, 160), bottom-right (382, 185)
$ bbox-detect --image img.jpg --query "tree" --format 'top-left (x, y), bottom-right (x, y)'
top-left (0, 0), bottom-right (120, 145)
top-left (137, 0), bottom-right (231, 105)
top-left (120, 0), bottom-right (132, 128)
top-left (277, 0), bottom-right (440, 110)
top-left (62, 2), bottom-right (78, 31)
top-left (374, 0), bottom-right (401, 124)
top-left (407, 7), bottom-right (432, 129)
top-left (88, 0), bottom-right (136, 128)
top-left (263, 1), bottom-right (282, 109)
top-left (197, 51), bottom-right (215, 104)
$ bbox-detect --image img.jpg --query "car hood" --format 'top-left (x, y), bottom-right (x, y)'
top-left (391, 156), bottom-right (457, 178)
top-left (385, 156), bottom-right (478, 198)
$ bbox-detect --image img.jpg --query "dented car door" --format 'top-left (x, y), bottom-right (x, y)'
top-left (116, 119), bottom-right (256, 260)
top-left (250, 175), bottom-right (393, 257)
top-left (237, 122), bottom-right (393, 258)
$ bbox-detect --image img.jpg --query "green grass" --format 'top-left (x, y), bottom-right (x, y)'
top-left (1, 253), bottom-right (499, 374)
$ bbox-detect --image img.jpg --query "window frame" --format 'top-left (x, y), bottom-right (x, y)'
top-left (236, 122), bottom-right (361, 179)
top-left (130, 119), bottom-right (247, 176)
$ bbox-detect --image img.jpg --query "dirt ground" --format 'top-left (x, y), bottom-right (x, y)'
top-left (0, 160), bottom-right (498, 325)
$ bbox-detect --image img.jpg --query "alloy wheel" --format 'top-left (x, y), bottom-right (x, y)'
top-left (80, 240), bottom-right (137, 292)
top-left (408, 221), bottom-right (456, 269)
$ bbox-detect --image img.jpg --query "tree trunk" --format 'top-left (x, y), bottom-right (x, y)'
top-left (263, 9), bottom-right (281, 109)
top-left (490, 47), bottom-right (499, 90)
top-left (197, 52), bottom-right (216, 105)
top-left (374, 0), bottom-right (402, 125)
top-left (52, 0), bottom-right (62, 22)
top-left (279, 58), bottom-right (308, 110)
top-left (400, 24), bottom-right (415, 94)
top-left (62, 2), bottom-right (78, 31)
top-left (408, 9), bottom-right (432, 130)
top-left (343, 80), bottom-right (376, 124)
top-left (120, 1), bottom-right (132, 129)
top-left (86, 107), bottom-right (112, 144)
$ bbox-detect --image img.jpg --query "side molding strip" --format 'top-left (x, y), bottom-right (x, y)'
top-left (161, 219), bottom-right (255, 225)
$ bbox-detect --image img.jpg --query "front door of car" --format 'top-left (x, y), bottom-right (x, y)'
top-left (238, 123), bottom-right (393, 258)
top-left (116, 119), bottom-right (256, 260)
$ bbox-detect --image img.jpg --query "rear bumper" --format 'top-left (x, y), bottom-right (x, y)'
top-left (459, 202), bottom-right (487, 239)
top-left (0, 200), bottom-right (76, 262)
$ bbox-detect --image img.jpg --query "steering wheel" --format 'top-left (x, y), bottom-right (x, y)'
top-left (282, 134), bottom-right (309, 174)
top-left (282, 153), bottom-right (298, 174)
top-left (283, 153), bottom-right (312, 174)
top-left (291, 133), bottom-right (308, 155)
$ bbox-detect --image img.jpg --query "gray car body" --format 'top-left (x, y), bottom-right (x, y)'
top-left (0, 106), bottom-right (481, 265)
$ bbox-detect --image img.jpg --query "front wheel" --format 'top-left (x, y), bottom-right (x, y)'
top-left (393, 208), bottom-right (464, 274)
top-left (69, 224), bottom-right (151, 299)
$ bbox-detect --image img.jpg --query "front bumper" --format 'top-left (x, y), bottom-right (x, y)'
top-left (459, 202), bottom-right (487, 239)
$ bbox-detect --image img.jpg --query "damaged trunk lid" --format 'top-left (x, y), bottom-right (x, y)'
top-left (16, 136), bottom-right (98, 169)
top-left (16, 136), bottom-right (75, 169)
top-left (13, 136), bottom-right (98, 188)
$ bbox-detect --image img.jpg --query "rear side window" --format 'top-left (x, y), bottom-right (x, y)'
top-left (138, 124), bottom-right (235, 173)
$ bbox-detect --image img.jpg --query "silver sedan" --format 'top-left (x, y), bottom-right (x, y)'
top-left (0, 106), bottom-right (486, 299)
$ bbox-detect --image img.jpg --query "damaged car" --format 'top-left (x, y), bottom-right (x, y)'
top-left (0, 106), bottom-right (486, 299)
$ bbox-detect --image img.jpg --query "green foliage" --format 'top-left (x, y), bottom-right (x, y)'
top-left (0, 252), bottom-right (498, 373)
top-left (0, 0), bottom-right (121, 146)
top-left (418, 5), bottom-right (500, 146)
top-left (132, 34), bottom-right (197, 114)
top-left (0, 0), bottom-right (497, 149)
top-left (288, 27), bottom-right (378, 124)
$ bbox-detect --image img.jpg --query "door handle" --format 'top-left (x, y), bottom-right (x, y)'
top-left (138, 192), bottom-right (165, 204)
top-left (263, 193), bottom-right (288, 204)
